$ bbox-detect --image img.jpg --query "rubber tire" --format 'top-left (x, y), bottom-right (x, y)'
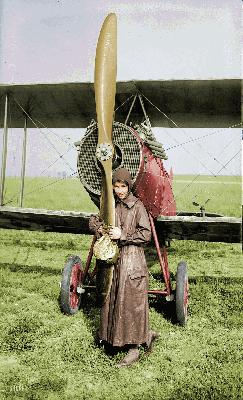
top-left (175, 261), bottom-right (189, 326)
top-left (60, 255), bottom-right (83, 315)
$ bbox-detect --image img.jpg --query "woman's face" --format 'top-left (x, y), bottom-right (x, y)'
top-left (113, 181), bottom-right (129, 200)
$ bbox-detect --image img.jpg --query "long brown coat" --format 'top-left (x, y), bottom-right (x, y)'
top-left (98, 193), bottom-right (151, 347)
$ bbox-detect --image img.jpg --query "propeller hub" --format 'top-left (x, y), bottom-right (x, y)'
top-left (96, 142), bottom-right (113, 161)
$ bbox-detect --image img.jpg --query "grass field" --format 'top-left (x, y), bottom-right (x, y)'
top-left (0, 176), bottom-right (242, 400)
top-left (2, 175), bottom-right (242, 216)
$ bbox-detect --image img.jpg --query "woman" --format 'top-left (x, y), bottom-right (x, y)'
top-left (89, 168), bottom-right (159, 367)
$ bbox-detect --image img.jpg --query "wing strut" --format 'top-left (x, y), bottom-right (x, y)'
top-left (138, 93), bottom-right (152, 129)
top-left (0, 94), bottom-right (8, 206)
top-left (124, 94), bottom-right (137, 125)
top-left (19, 116), bottom-right (28, 207)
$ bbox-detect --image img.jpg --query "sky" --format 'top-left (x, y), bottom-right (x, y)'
top-left (0, 0), bottom-right (241, 82)
top-left (0, 0), bottom-right (241, 182)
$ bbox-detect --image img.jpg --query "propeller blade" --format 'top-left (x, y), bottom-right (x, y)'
top-left (94, 13), bottom-right (117, 226)
top-left (95, 13), bottom-right (117, 144)
top-left (94, 14), bottom-right (117, 305)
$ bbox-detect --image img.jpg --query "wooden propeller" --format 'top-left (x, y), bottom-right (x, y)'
top-left (94, 13), bottom-right (117, 304)
top-left (94, 13), bottom-right (117, 226)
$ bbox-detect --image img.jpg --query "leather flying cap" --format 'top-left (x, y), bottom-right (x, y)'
top-left (112, 168), bottom-right (132, 191)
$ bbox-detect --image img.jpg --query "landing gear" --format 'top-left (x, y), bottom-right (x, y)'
top-left (59, 227), bottom-right (190, 327)
top-left (175, 261), bottom-right (189, 326)
top-left (60, 256), bottom-right (84, 315)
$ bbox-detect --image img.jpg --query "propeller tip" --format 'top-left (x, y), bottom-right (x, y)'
top-left (102, 13), bottom-right (117, 28)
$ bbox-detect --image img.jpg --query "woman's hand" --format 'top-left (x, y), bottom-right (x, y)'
top-left (108, 227), bottom-right (121, 240)
top-left (97, 225), bottom-right (105, 235)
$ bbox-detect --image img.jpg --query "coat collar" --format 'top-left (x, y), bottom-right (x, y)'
top-left (116, 193), bottom-right (138, 208)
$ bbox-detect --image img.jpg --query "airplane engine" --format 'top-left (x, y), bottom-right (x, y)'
top-left (77, 121), bottom-right (176, 217)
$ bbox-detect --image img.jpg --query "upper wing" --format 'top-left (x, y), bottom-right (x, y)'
top-left (0, 79), bottom-right (240, 128)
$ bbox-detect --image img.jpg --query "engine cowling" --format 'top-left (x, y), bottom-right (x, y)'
top-left (77, 121), bottom-right (176, 217)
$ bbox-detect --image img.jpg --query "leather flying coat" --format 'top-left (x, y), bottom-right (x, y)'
top-left (98, 193), bottom-right (152, 347)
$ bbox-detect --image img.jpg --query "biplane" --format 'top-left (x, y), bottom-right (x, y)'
top-left (0, 85), bottom-right (240, 240)
top-left (0, 14), bottom-right (241, 325)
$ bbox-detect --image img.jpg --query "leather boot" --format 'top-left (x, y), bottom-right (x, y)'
top-left (146, 330), bottom-right (160, 354)
top-left (116, 347), bottom-right (139, 368)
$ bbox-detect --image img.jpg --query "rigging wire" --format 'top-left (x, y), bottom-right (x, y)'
top-left (140, 91), bottom-right (241, 176)
top-left (38, 145), bottom-right (74, 176)
top-left (3, 97), bottom-right (134, 206)
top-left (4, 145), bottom-right (76, 206)
top-left (139, 91), bottom-right (240, 180)
top-left (163, 126), bottom-right (235, 176)
top-left (3, 91), bottom-right (240, 213)
top-left (3, 171), bottom-right (79, 206)
top-left (160, 165), bottom-right (240, 216)
top-left (159, 151), bottom-right (241, 215)
top-left (215, 150), bottom-right (241, 175)
top-left (3, 96), bottom-right (78, 205)
top-left (160, 125), bottom-right (218, 177)
top-left (114, 94), bottom-right (135, 112)
top-left (135, 92), bottom-right (241, 214)
top-left (4, 94), bottom-right (135, 205)
top-left (32, 116), bottom-right (77, 150)
top-left (214, 134), bottom-right (240, 158)
top-left (160, 174), bottom-right (201, 215)
top-left (165, 124), bottom-right (241, 151)
top-left (170, 126), bottom-right (236, 176)
top-left (169, 133), bottom-right (239, 175)
top-left (32, 98), bottom-right (138, 148)
top-left (13, 96), bottom-right (76, 173)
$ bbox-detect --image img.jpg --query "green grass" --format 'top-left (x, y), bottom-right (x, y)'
top-left (0, 176), bottom-right (242, 399)
top-left (2, 177), bottom-right (98, 213)
top-left (173, 175), bottom-right (241, 217)
top-left (2, 175), bottom-right (241, 216)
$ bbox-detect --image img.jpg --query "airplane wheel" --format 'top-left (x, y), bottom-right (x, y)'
top-left (175, 261), bottom-right (189, 326)
top-left (60, 255), bottom-right (83, 315)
